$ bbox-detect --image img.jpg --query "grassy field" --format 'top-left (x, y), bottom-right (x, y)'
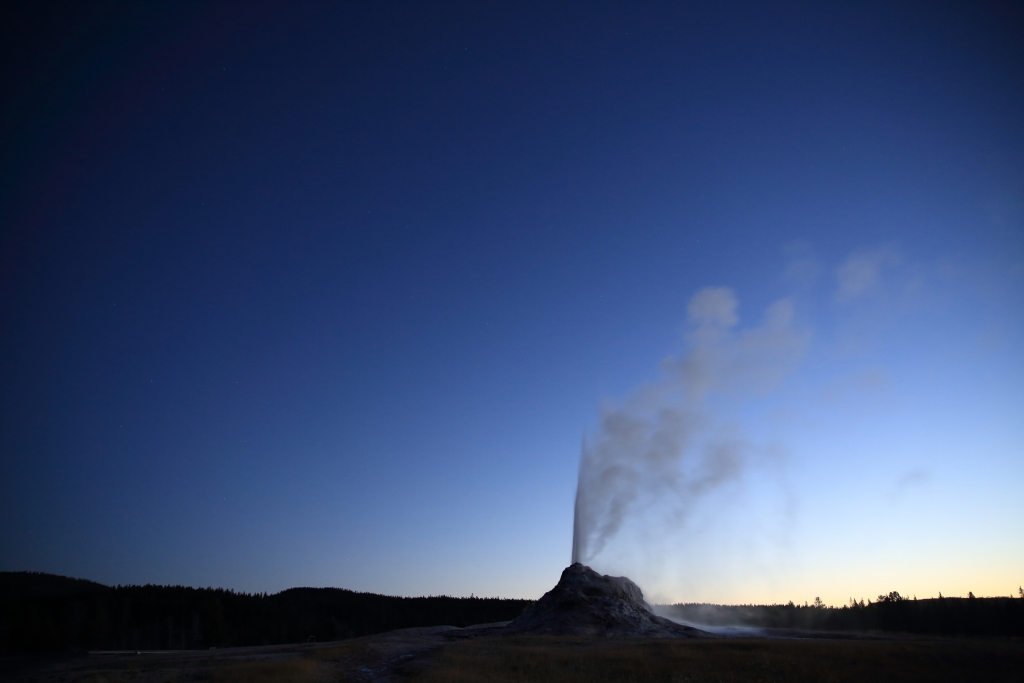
top-left (409, 636), bottom-right (1024, 683)
top-left (8, 640), bottom-right (373, 683)
top-left (209, 657), bottom-right (324, 683)
top-left (13, 633), bottom-right (1023, 683)
top-left (207, 640), bottom-right (378, 683)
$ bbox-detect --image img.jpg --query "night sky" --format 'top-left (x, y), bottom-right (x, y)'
top-left (2, 2), bottom-right (1022, 605)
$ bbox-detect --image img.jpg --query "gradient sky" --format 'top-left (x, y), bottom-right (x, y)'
top-left (1, 1), bottom-right (1022, 606)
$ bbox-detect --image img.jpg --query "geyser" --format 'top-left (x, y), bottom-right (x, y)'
top-left (507, 563), bottom-right (706, 637)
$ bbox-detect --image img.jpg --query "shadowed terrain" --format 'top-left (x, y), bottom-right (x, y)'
top-left (6, 630), bottom-right (1023, 683)
top-left (0, 572), bottom-right (530, 654)
top-left (5, 571), bottom-right (1023, 682)
top-left (1, 623), bottom-right (509, 683)
top-left (411, 636), bottom-right (1024, 683)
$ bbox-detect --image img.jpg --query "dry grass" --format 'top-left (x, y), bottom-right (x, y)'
top-left (210, 657), bottom-right (324, 683)
top-left (18, 639), bottom-right (396, 683)
top-left (205, 643), bottom-right (378, 683)
top-left (410, 636), bottom-right (1024, 683)
top-left (61, 662), bottom-right (197, 683)
top-left (306, 640), bottom-right (371, 663)
top-left (81, 672), bottom-right (135, 683)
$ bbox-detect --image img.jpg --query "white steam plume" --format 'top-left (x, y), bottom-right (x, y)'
top-left (571, 287), bottom-right (807, 565)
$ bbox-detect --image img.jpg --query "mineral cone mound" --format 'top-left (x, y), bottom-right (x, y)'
top-left (506, 563), bottom-right (707, 638)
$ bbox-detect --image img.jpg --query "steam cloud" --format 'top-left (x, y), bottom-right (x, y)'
top-left (571, 287), bottom-right (808, 565)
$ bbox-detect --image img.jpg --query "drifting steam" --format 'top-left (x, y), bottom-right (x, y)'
top-left (571, 287), bottom-right (808, 565)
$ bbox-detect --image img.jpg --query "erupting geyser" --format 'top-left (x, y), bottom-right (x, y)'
top-left (506, 563), bottom-right (706, 638)
top-left (523, 288), bottom-right (809, 638)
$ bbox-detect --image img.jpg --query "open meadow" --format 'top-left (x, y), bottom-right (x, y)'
top-left (6, 630), bottom-right (1023, 683)
top-left (410, 636), bottom-right (1024, 683)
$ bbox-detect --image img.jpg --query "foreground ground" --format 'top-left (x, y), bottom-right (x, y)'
top-left (4, 627), bottom-right (1023, 683)
top-left (416, 636), bottom-right (1024, 682)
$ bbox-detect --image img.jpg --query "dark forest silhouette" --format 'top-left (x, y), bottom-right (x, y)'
top-left (0, 572), bottom-right (531, 654)
top-left (2, 573), bottom-right (1021, 654)
top-left (663, 590), bottom-right (1024, 637)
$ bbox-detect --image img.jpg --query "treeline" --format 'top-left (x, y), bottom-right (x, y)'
top-left (662, 591), bottom-right (1024, 636)
top-left (0, 572), bottom-right (532, 654)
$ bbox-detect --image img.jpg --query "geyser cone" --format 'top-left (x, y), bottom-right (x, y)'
top-left (507, 563), bottom-right (706, 638)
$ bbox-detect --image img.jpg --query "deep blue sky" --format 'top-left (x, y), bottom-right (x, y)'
top-left (2, 1), bottom-right (1022, 603)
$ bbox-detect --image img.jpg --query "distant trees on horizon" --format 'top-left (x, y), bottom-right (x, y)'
top-left (0, 571), bottom-right (532, 654)
top-left (3, 572), bottom-right (1022, 654)
top-left (663, 590), bottom-right (1024, 637)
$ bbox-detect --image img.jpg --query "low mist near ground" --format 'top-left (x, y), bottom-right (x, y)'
top-left (655, 596), bottom-right (1024, 637)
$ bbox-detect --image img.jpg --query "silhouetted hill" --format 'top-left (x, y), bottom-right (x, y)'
top-left (0, 571), bottom-right (109, 601)
top-left (0, 571), bottom-right (531, 654)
